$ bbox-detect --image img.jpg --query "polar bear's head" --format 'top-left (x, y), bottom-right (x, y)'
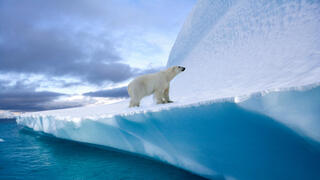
top-left (174, 66), bottom-right (186, 73)
top-left (166, 66), bottom-right (185, 81)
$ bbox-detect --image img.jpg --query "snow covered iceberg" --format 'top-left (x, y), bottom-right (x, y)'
top-left (18, 0), bottom-right (320, 179)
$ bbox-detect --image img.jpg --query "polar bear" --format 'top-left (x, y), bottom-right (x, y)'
top-left (128, 66), bottom-right (186, 107)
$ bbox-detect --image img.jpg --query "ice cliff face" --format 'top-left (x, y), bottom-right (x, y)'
top-left (17, 0), bottom-right (320, 179)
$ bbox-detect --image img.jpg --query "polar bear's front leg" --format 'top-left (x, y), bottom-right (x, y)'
top-left (154, 90), bottom-right (166, 104)
top-left (164, 87), bottom-right (173, 103)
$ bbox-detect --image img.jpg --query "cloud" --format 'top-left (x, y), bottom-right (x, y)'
top-left (0, 2), bottom-right (127, 85)
top-left (0, 91), bottom-right (65, 111)
top-left (0, 80), bottom-right (88, 111)
top-left (84, 87), bottom-right (129, 98)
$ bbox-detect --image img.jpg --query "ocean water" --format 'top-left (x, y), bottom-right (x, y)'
top-left (0, 118), bottom-right (205, 180)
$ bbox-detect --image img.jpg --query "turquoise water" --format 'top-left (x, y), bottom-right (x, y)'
top-left (0, 118), bottom-right (205, 180)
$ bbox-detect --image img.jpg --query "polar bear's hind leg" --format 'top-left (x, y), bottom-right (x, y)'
top-left (128, 84), bottom-right (142, 107)
top-left (129, 100), bottom-right (139, 107)
top-left (129, 97), bottom-right (141, 107)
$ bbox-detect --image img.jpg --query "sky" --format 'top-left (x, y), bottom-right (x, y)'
top-left (0, 0), bottom-right (196, 114)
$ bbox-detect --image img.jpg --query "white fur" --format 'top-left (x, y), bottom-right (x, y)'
top-left (128, 66), bottom-right (185, 107)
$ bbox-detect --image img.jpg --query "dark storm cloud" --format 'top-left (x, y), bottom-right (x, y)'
top-left (0, 91), bottom-right (66, 112)
top-left (0, 80), bottom-right (82, 111)
top-left (0, 26), bottom-right (123, 79)
top-left (84, 87), bottom-right (129, 98)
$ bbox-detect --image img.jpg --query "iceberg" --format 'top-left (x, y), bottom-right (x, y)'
top-left (17, 0), bottom-right (320, 179)
top-left (0, 111), bottom-right (16, 119)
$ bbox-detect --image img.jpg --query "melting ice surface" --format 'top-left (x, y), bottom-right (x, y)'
top-left (18, 0), bottom-right (320, 179)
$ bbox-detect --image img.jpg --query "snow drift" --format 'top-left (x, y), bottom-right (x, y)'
top-left (17, 0), bottom-right (320, 179)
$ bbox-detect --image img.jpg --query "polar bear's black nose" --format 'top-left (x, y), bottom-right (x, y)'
top-left (181, 67), bottom-right (186, 71)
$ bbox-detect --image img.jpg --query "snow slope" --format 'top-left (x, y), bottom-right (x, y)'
top-left (168, 0), bottom-right (320, 101)
top-left (17, 0), bottom-right (320, 179)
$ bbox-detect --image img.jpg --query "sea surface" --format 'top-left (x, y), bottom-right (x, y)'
top-left (0, 118), bottom-right (205, 180)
